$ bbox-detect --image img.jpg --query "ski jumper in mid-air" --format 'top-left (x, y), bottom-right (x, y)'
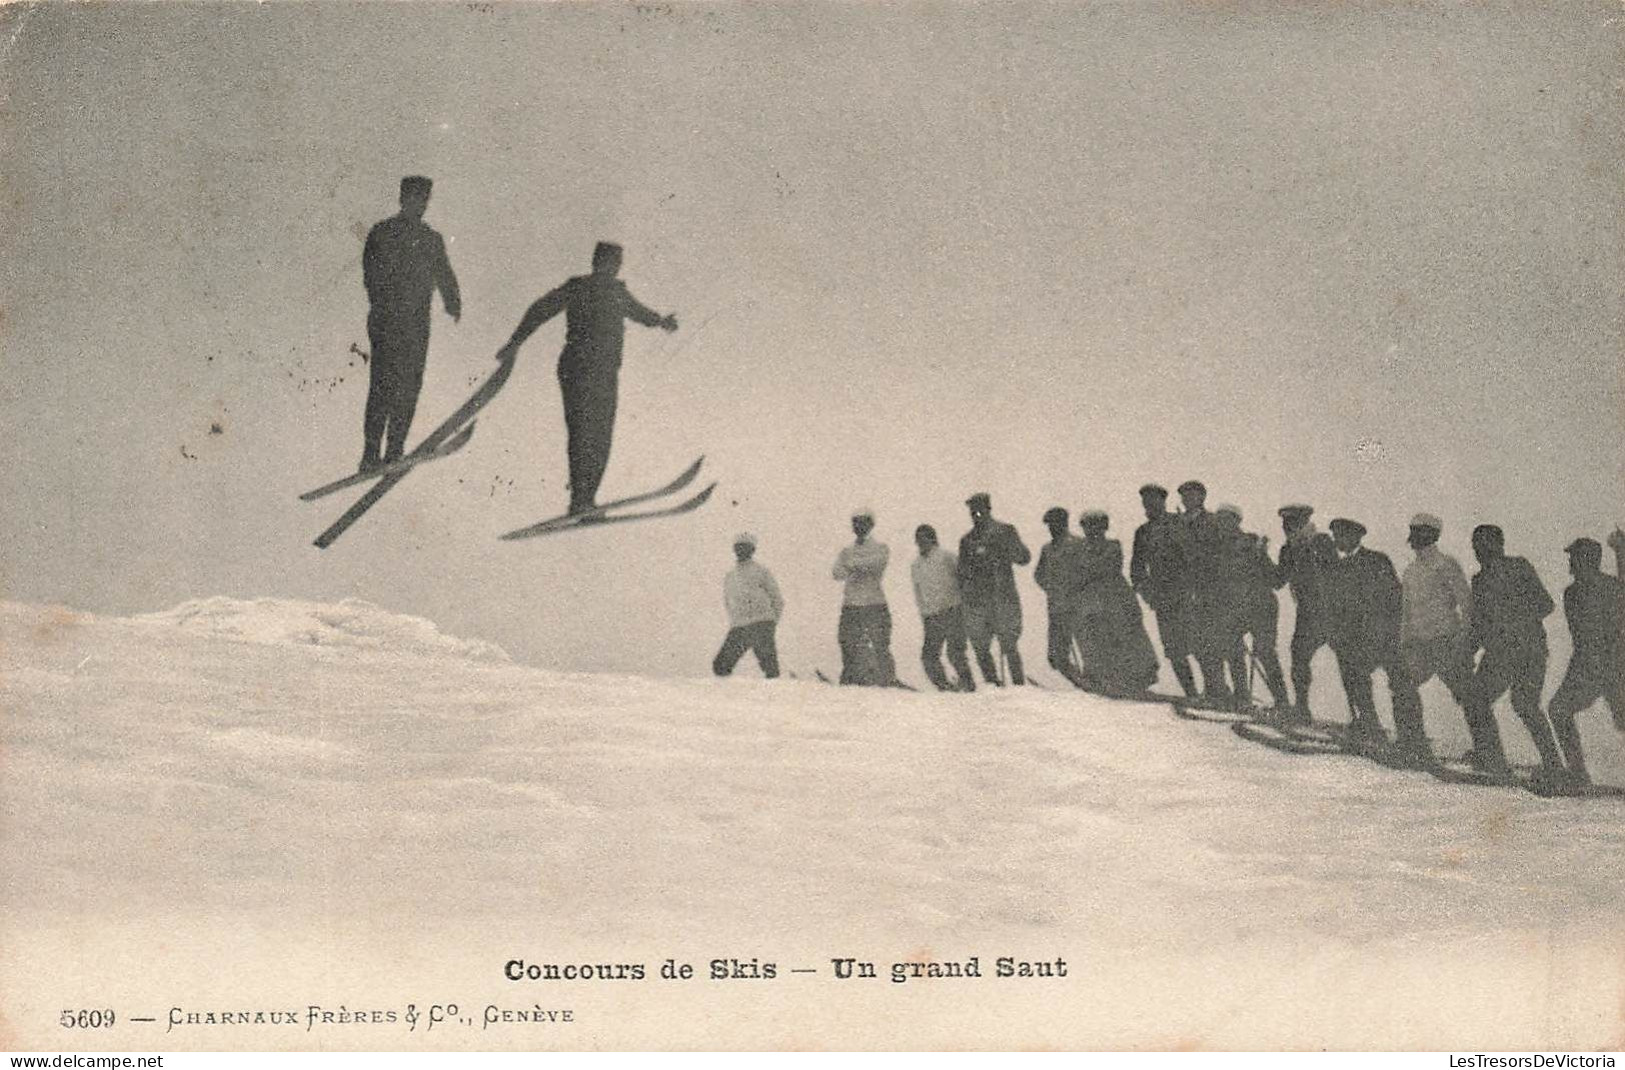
top-left (360, 175), bottom-right (461, 472)
top-left (497, 242), bottom-right (678, 515)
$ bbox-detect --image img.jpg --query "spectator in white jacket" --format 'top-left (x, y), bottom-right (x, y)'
top-left (911, 524), bottom-right (975, 692)
top-left (1398, 513), bottom-right (1474, 733)
top-left (713, 532), bottom-right (784, 679)
top-left (832, 508), bottom-right (898, 686)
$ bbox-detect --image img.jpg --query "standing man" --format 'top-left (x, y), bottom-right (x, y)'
top-left (833, 508), bottom-right (897, 686)
top-left (1212, 505), bottom-right (1290, 710)
top-left (1398, 512), bottom-right (1474, 762)
top-left (1274, 504), bottom-right (1339, 725)
top-left (496, 242), bottom-right (678, 515)
top-left (957, 492), bottom-right (1032, 686)
top-left (713, 533), bottom-right (784, 679)
top-left (911, 524), bottom-right (975, 692)
top-left (1131, 484), bottom-right (1197, 699)
top-left (1546, 531), bottom-right (1625, 783)
top-left (1176, 480), bottom-right (1231, 703)
top-left (360, 175), bottom-right (461, 472)
top-left (1034, 507), bottom-right (1091, 689)
top-left (1461, 524), bottom-right (1567, 782)
top-left (1324, 518), bottom-right (1425, 753)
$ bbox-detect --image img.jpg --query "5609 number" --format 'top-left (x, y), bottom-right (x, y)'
top-left (60, 1009), bottom-right (115, 1029)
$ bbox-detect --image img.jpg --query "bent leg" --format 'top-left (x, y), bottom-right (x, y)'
top-left (712, 627), bottom-right (749, 677)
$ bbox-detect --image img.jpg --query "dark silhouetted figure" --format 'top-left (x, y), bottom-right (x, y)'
top-left (1398, 513), bottom-right (1473, 762)
top-left (1274, 504), bottom-right (1338, 724)
top-left (1075, 510), bottom-right (1160, 695)
top-left (1131, 484), bottom-right (1197, 698)
top-left (1462, 524), bottom-right (1567, 782)
top-left (957, 492), bottom-right (1032, 686)
top-left (1176, 480), bottom-right (1231, 703)
top-left (1212, 505), bottom-right (1290, 709)
top-left (1546, 531), bottom-right (1625, 783)
top-left (833, 508), bottom-right (898, 686)
top-left (1034, 507), bottom-right (1092, 690)
top-left (497, 242), bottom-right (677, 514)
top-left (911, 524), bottom-right (975, 692)
top-left (1324, 518), bottom-right (1427, 755)
top-left (361, 175), bottom-right (461, 471)
top-left (713, 532), bottom-right (783, 679)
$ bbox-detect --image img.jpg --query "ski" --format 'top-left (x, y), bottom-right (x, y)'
top-left (314, 354), bottom-right (518, 549)
top-left (499, 481), bottom-right (717, 540)
top-left (300, 422), bottom-right (475, 502)
top-left (497, 456), bottom-right (706, 540)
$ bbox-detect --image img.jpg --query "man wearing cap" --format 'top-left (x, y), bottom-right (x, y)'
top-left (713, 533), bottom-right (784, 679)
top-left (497, 241), bottom-right (679, 515)
top-left (1324, 518), bottom-right (1422, 752)
top-left (833, 508), bottom-right (898, 686)
top-left (1212, 505), bottom-right (1290, 709)
top-left (1273, 504), bottom-right (1339, 724)
top-left (911, 524), bottom-right (975, 692)
top-left (1545, 530), bottom-right (1625, 782)
top-left (1176, 480), bottom-right (1232, 703)
top-left (1131, 483), bottom-right (1198, 698)
top-left (957, 493), bottom-right (1032, 686)
top-left (360, 175), bottom-right (462, 472)
top-left (1461, 524), bottom-right (1567, 781)
top-left (1034, 507), bottom-right (1092, 689)
top-left (1398, 513), bottom-right (1474, 758)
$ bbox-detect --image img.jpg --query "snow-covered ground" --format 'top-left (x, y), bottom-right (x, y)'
top-left (3, 598), bottom-right (1623, 1051)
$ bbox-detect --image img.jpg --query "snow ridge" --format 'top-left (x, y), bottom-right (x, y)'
top-left (133, 596), bottom-right (511, 662)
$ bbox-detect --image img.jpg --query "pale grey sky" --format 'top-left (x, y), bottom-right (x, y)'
top-left (2, 2), bottom-right (1620, 678)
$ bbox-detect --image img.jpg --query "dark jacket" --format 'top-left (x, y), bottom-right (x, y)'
top-left (1468, 555), bottom-right (1554, 654)
top-left (1276, 528), bottom-right (1339, 624)
top-left (1035, 535), bottom-right (1089, 619)
top-left (363, 215), bottom-right (460, 322)
top-left (1563, 572), bottom-right (1624, 678)
top-left (1325, 547), bottom-right (1403, 656)
top-left (957, 520), bottom-right (1031, 607)
top-left (1077, 536), bottom-right (1132, 618)
top-left (1130, 514), bottom-right (1187, 611)
top-left (1215, 531), bottom-right (1278, 626)
top-left (511, 273), bottom-right (665, 377)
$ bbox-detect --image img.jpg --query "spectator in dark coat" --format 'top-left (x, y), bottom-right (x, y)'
top-left (1034, 507), bottom-right (1091, 690)
top-left (1074, 510), bottom-right (1160, 696)
top-left (1212, 505), bottom-right (1290, 709)
top-left (957, 492), bottom-right (1032, 686)
top-left (1274, 504), bottom-right (1339, 724)
top-left (1131, 484), bottom-right (1198, 699)
top-left (1546, 531), bottom-right (1625, 783)
top-left (1462, 524), bottom-right (1567, 781)
top-left (1324, 518), bottom-right (1427, 756)
top-left (1177, 480), bottom-right (1232, 703)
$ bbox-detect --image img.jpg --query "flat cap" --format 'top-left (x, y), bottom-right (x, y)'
top-left (1278, 503), bottom-right (1314, 519)
top-left (1078, 509), bottom-right (1110, 527)
top-left (1138, 483), bottom-right (1169, 499)
top-left (1409, 512), bottom-right (1443, 531)
top-left (1565, 537), bottom-right (1601, 556)
top-left (1329, 517), bottom-right (1366, 539)
top-left (1176, 480), bottom-right (1206, 496)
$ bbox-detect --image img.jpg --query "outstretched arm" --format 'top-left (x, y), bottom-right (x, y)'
top-left (497, 281), bottom-right (572, 359)
top-left (1608, 527), bottom-right (1625, 579)
top-left (624, 287), bottom-right (678, 332)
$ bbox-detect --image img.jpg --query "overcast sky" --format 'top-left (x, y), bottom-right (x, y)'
top-left (2, 2), bottom-right (1620, 677)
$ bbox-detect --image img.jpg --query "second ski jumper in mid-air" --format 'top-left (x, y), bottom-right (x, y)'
top-left (496, 241), bottom-right (678, 516)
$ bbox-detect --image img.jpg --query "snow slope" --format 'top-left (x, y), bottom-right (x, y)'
top-left (3, 599), bottom-right (1623, 1051)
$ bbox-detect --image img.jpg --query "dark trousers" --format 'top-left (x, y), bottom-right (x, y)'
top-left (713, 621), bottom-right (779, 679)
top-left (1046, 612), bottom-right (1090, 690)
top-left (1465, 643), bottom-right (1563, 770)
top-left (838, 604), bottom-right (897, 686)
top-left (363, 312), bottom-right (430, 465)
top-left (559, 367), bottom-right (619, 512)
top-left (921, 606), bottom-right (975, 691)
top-left (1547, 664), bottom-right (1624, 780)
top-left (1289, 617), bottom-right (1332, 715)
top-left (1333, 643), bottom-right (1426, 744)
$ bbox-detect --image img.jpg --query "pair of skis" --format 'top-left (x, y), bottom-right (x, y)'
top-left (301, 355), bottom-right (713, 546)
